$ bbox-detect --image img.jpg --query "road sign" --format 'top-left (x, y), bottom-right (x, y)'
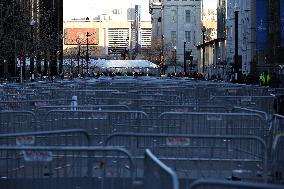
top-left (20, 56), bottom-right (24, 65)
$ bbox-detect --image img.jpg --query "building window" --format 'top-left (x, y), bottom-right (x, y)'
top-left (171, 9), bottom-right (177, 23)
top-left (113, 9), bottom-right (121, 15)
top-left (171, 31), bottom-right (177, 44)
top-left (185, 10), bottom-right (191, 23)
top-left (185, 31), bottom-right (191, 42)
top-left (193, 31), bottom-right (196, 44)
top-left (193, 10), bottom-right (196, 24)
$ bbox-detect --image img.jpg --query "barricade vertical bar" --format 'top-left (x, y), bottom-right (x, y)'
top-left (144, 149), bottom-right (179, 189)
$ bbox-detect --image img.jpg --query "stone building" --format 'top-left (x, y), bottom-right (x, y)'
top-left (149, 0), bottom-right (202, 73)
top-left (63, 8), bottom-right (152, 60)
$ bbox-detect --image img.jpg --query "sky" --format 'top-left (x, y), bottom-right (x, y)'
top-left (63, 0), bottom-right (217, 21)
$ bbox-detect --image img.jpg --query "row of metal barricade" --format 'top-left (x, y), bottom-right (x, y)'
top-left (0, 129), bottom-right (283, 189)
top-left (0, 77), bottom-right (284, 189)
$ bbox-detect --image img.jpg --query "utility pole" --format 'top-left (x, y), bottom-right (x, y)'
top-left (30, 19), bottom-right (35, 82)
top-left (20, 56), bottom-right (23, 83)
top-left (77, 42), bottom-right (81, 77)
top-left (86, 32), bottom-right (90, 76)
top-left (234, 3), bottom-right (240, 82)
top-left (184, 41), bottom-right (187, 74)
top-left (174, 46), bottom-right (177, 74)
top-left (129, 3), bottom-right (133, 60)
top-left (202, 26), bottom-right (206, 74)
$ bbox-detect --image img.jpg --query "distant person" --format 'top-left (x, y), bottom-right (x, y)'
top-left (270, 72), bottom-right (280, 88)
top-left (211, 74), bottom-right (217, 80)
top-left (259, 71), bottom-right (270, 86)
top-left (167, 73), bottom-right (172, 78)
top-left (274, 94), bottom-right (284, 115)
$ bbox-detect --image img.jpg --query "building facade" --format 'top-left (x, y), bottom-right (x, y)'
top-left (226, 0), bottom-right (255, 77)
top-left (63, 9), bottom-right (152, 60)
top-left (149, 0), bottom-right (202, 73)
top-left (226, 0), bottom-right (283, 80)
top-left (149, 0), bottom-right (162, 41)
top-left (217, 0), bottom-right (226, 39)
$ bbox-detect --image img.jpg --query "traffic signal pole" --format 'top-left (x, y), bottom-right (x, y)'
top-left (184, 42), bottom-right (186, 74)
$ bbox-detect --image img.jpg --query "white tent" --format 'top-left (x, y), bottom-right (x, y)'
top-left (89, 60), bottom-right (158, 69)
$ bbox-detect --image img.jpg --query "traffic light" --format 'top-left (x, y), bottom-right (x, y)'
top-left (125, 54), bottom-right (129, 60)
top-left (159, 52), bottom-right (164, 63)
top-left (184, 50), bottom-right (193, 67)
top-left (185, 50), bottom-right (192, 60)
top-left (122, 48), bottom-right (129, 60)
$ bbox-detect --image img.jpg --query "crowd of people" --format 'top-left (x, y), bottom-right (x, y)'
top-left (161, 70), bottom-right (282, 88)
top-left (237, 71), bottom-right (281, 88)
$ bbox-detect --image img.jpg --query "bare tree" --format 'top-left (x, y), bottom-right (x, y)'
top-left (142, 37), bottom-right (173, 65)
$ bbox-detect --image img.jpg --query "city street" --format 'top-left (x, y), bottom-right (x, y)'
top-left (0, 0), bottom-right (284, 188)
top-left (0, 77), bottom-right (284, 188)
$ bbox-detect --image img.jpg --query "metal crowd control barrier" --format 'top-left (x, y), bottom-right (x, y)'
top-left (231, 107), bottom-right (270, 142)
top-left (269, 114), bottom-right (284, 140)
top-left (128, 88), bottom-right (183, 99)
top-left (271, 134), bottom-right (284, 184)
top-left (36, 105), bottom-right (130, 120)
top-left (211, 96), bottom-right (275, 115)
top-left (268, 114), bottom-right (284, 159)
top-left (141, 105), bottom-right (196, 118)
top-left (0, 99), bottom-right (73, 111)
top-left (54, 89), bottom-right (119, 104)
top-left (0, 146), bottom-right (135, 189)
top-left (0, 111), bottom-right (37, 133)
top-left (38, 105), bottom-right (130, 111)
top-left (111, 92), bottom-right (182, 105)
top-left (90, 97), bottom-right (167, 110)
top-left (158, 112), bottom-right (267, 140)
top-left (144, 149), bottom-right (179, 189)
top-left (189, 179), bottom-right (284, 189)
top-left (141, 105), bottom-right (232, 119)
top-left (105, 133), bottom-right (267, 182)
top-left (232, 107), bottom-right (269, 121)
top-left (0, 129), bottom-right (90, 146)
top-left (181, 84), bottom-right (271, 104)
top-left (275, 88), bottom-right (284, 94)
top-left (44, 110), bottom-right (149, 144)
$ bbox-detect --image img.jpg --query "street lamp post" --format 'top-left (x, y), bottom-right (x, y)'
top-left (202, 26), bottom-right (206, 74)
top-left (77, 40), bottom-right (81, 77)
top-left (124, 37), bottom-right (129, 60)
top-left (184, 41), bottom-right (187, 74)
top-left (114, 41), bottom-right (118, 60)
top-left (160, 35), bottom-right (165, 75)
top-left (20, 56), bottom-right (24, 84)
top-left (234, 3), bottom-right (240, 82)
top-left (161, 35), bottom-right (164, 59)
top-left (86, 32), bottom-right (92, 76)
top-left (174, 46), bottom-right (177, 74)
top-left (30, 19), bottom-right (36, 82)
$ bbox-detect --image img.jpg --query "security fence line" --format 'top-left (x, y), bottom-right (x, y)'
top-left (0, 78), bottom-right (284, 189)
